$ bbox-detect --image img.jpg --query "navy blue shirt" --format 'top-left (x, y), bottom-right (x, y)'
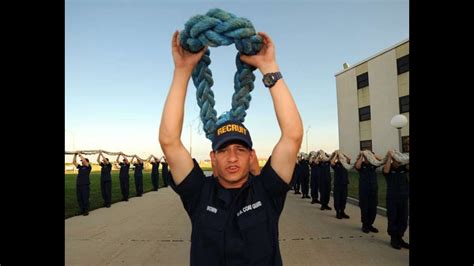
top-left (169, 157), bottom-right (292, 266)
top-left (383, 165), bottom-right (409, 199)
top-left (299, 159), bottom-right (310, 178)
top-left (291, 163), bottom-right (299, 186)
top-left (134, 162), bottom-right (144, 177)
top-left (151, 162), bottom-right (159, 175)
top-left (331, 162), bottom-right (349, 185)
top-left (357, 162), bottom-right (378, 189)
top-left (319, 161), bottom-right (331, 179)
top-left (100, 162), bottom-right (112, 181)
top-left (162, 162), bottom-right (169, 184)
top-left (309, 161), bottom-right (320, 178)
top-left (119, 162), bottom-right (130, 178)
top-left (76, 164), bottom-right (92, 185)
top-left (161, 162), bottom-right (169, 174)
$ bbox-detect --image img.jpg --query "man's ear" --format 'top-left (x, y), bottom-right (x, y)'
top-left (210, 151), bottom-right (216, 166)
top-left (250, 149), bottom-right (256, 162)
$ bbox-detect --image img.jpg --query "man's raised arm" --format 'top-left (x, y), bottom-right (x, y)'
top-left (240, 32), bottom-right (303, 184)
top-left (159, 31), bottom-right (207, 185)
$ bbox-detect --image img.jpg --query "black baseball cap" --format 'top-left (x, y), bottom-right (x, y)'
top-left (212, 120), bottom-right (253, 151)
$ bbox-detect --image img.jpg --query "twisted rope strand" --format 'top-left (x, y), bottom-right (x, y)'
top-left (180, 8), bottom-right (263, 140)
top-left (65, 150), bottom-right (159, 162)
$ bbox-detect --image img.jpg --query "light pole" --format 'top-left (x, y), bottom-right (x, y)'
top-left (305, 125), bottom-right (311, 153)
top-left (390, 114), bottom-right (408, 152)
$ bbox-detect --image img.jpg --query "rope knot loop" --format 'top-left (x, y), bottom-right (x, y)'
top-left (180, 8), bottom-right (262, 140)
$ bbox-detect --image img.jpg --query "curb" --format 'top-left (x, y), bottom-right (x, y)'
top-left (345, 195), bottom-right (387, 217)
top-left (328, 191), bottom-right (387, 217)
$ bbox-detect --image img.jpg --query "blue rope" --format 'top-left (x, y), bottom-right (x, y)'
top-left (180, 8), bottom-right (263, 140)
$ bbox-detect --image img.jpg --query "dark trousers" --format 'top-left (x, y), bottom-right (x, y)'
top-left (300, 174), bottom-right (309, 195)
top-left (151, 173), bottom-right (159, 190)
top-left (120, 176), bottom-right (129, 200)
top-left (100, 180), bottom-right (112, 205)
top-left (310, 174), bottom-right (319, 200)
top-left (294, 177), bottom-right (301, 193)
top-left (319, 175), bottom-right (331, 206)
top-left (386, 197), bottom-right (409, 237)
top-left (359, 184), bottom-right (378, 226)
top-left (162, 170), bottom-right (168, 187)
top-left (135, 175), bottom-right (143, 196)
top-left (76, 185), bottom-right (90, 213)
top-left (333, 184), bottom-right (348, 211)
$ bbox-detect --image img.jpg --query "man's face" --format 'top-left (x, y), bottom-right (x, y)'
top-left (210, 142), bottom-right (254, 188)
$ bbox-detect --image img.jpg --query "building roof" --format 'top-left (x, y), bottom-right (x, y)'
top-left (335, 38), bottom-right (409, 76)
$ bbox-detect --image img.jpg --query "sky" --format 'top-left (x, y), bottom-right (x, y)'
top-left (65, 0), bottom-right (409, 162)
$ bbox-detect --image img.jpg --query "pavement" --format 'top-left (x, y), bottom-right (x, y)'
top-left (66, 183), bottom-right (409, 265)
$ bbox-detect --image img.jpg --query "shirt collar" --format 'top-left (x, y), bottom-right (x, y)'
top-left (215, 175), bottom-right (254, 206)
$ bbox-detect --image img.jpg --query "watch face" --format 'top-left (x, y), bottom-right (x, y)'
top-left (263, 74), bottom-right (273, 86)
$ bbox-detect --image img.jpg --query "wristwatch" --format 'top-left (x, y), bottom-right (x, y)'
top-left (262, 72), bottom-right (283, 88)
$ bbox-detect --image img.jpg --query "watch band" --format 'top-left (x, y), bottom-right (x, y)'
top-left (263, 72), bottom-right (283, 88)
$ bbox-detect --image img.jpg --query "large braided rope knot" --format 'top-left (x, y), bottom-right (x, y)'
top-left (334, 150), bottom-right (353, 170)
top-left (360, 150), bottom-right (409, 166)
top-left (316, 150), bottom-right (332, 162)
top-left (179, 8), bottom-right (263, 141)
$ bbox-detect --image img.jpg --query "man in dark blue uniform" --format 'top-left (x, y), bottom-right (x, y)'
top-left (355, 150), bottom-right (381, 233)
top-left (331, 151), bottom-right (350, 219)
top-left (309, 154), bottom-right (321, 204)
top-left (149, 155), bottom-right (160, 191)
top-left (159, 31), bottom-right (303, 266)
top-left (319, 152), bottom-right (333, 210)
top-left (73, 153), bottom-right (92, 216)
top-left (299, 154), bottom-right (310, 199)
top-left (161, 157), bottom-right (169, 187)
top-left (132, 156), bottom-right (144, 197)
top-left (383, 150), bottom-right (410, 250)
top-left (293, 158), bottom-right (301, 194)
top-left (97, 151), bottom-right (112, 208)
top-left (290, 162), bottom-right (299, 192)
top-left (116, 153), bottom-right (130, 201)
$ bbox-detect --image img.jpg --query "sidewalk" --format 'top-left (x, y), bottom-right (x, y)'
top-left (65, 187), bottom-right (409, 265)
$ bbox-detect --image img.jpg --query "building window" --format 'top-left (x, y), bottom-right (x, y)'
top-left (359, 106), bottom-right (371, 121)
top-left (402, 136), bottom-right (409, 153)
top-left (360, 140), bottom-right (372, 151)
top-left (397, 54), bottom-right (409, 75)
top-left (399, 95), bottom-right (409, 113)
top-left (357, 72), bottom-right (369, 89)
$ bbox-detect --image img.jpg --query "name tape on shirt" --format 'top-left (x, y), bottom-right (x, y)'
top-left (236, 201), bottom-right (262, 217)
top-left (206, 205), bottom-right (218, 214)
